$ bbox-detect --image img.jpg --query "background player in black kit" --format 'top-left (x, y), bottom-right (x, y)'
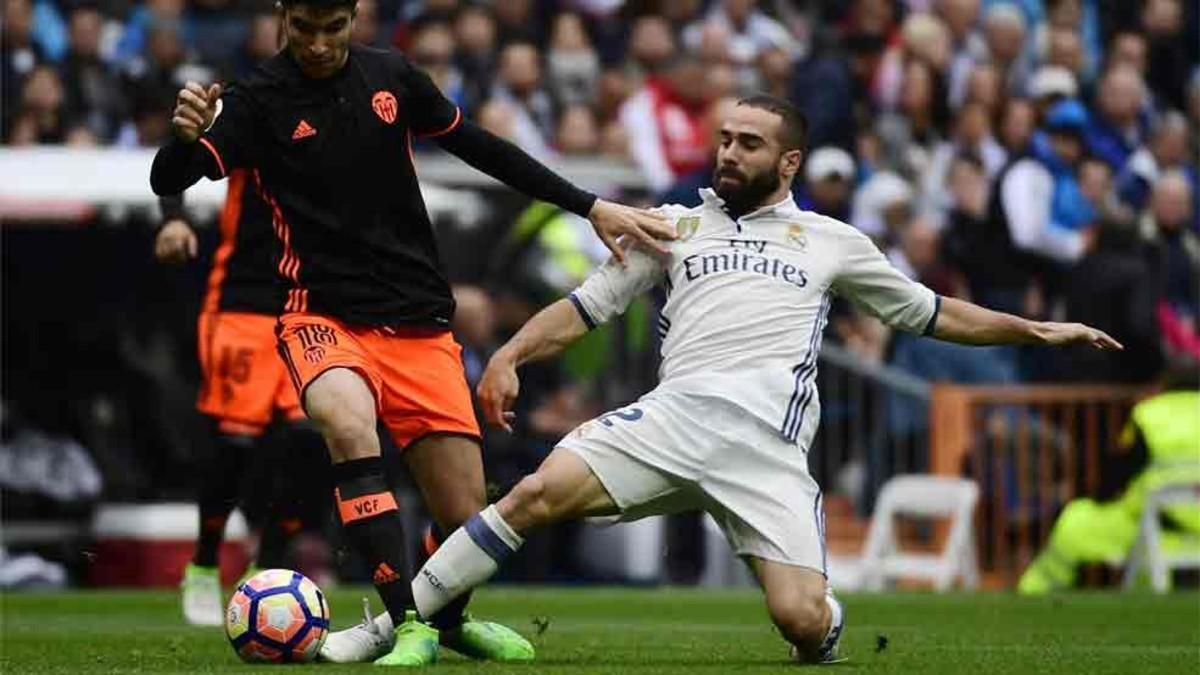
top-left (150, 0), bottom-right (674, 666)
top-left (156, 186), bottom-right (327, 627)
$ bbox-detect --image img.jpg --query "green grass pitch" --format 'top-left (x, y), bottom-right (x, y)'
top-left (2, 587), bottom-right (1197, 673)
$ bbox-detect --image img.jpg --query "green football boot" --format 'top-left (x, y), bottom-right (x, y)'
top-left (180, 563), bottom-right (223, 626)
top-left (374, 611), bottom-right (439, 667)
top-left (441, 615), bottom-right (535, 662)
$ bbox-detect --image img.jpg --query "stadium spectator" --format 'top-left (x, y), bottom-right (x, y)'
top-left (489, 41), bottom-right (555, 154)
top-left (938, 0), bottom-right (985, 108)
top-left (1027, 64), bottom-right (1079, 118)
top-left (620, 53), bottom-right (712, 194)
top-left (189, 0), bottom-right (248, 71)
top-left (8, 65), bottom-right (68, 145)
top-left (789, 38), bottom-right (857, 151)
top-left (998, 96), bottom-right (1036, 154)
top-left (410, 19), bottom-right (465, 107)
top-left (940, 151), bottom-right (1035, 309)
top-left (756, 46), bottom-right (792, 101)
top-left (349, 0), bottom-right (381, 47)
top-left (1107, 30), bottom-right (1148, 81)
top-left (1055, 217), bottom-right (1162, 383)
top-left (873, 12), bottom-right (952, 111)
top-left (60, 4), bottom-right (122, 143)
top-left (920, 101), bottom-right (1006, 227)
top-left (452, 3), bottom-right (497, 113)
top-left (997, 98), bottom-right (1093, 276)
top-left (1141, 0), bottom-right (1191, 111)
top-left (977, 2), bottom-right (1032, 96)
top-left (625, 15), bottom-right (676, 77)
top-left (1037, 0), bottom-right (1101, 84)
top-left (1043, 27), bottom-right (1086, 90)
top-left (233, 12), bottom-right (281, 79)
top-left (876, 59), bottom-right (948, 179)
top-left (544, 12), bottom-right (599, 108)
top-left (492, 0), bottom-right (539, 44)
top-left (555, 105), bottom-right (600, 156)
top-left (113, 0), bottom-right (192, 68)
top-left (1086, 65), bottom-right (1150, 170)
top-left (1115, 111), bottom-right (1198, 217)
top-left (850, 170), bottom-right (913, 242)
top-left (682, 0), bottom-right (797, 85)
top-left (2, 0), bottom-right (44, 140)
top-left (960, 60), bottom-right (1004, 118)
top-left (117, 18), bottom-right (214, 148)
top-left (797, 146), bottom-right (855, 222)
top-left (592, 66), bottom-right (631, 123)
top-left (1143, 172), bottom-right (1200, 360)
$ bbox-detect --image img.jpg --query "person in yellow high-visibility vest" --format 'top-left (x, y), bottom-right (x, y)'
top-left (1018, 364), bottom-right (1200, 594)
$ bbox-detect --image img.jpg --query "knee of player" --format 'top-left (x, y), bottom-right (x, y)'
top-left (766, 589), bottom-right (827, 646)
top-left (314, 408), bottom-right (377, 455)
top-left (508, 473), bottom-right (550, 519)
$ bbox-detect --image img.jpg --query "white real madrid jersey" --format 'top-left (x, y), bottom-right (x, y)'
top-left (569, 188), bottom-right (939, 449)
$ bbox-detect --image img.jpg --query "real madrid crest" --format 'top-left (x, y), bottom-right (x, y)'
top-left (676, 216), bottom-right (700, 241)
top-left (786, 223), bottom-right (808, 250)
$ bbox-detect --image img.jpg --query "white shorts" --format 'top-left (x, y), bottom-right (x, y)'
top-left (557, 389), bottom-right (827, 574)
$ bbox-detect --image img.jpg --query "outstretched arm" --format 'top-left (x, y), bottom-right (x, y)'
top-left (931, 296), bottom-right (1122, 349)
top-left (392, 55), bottom-right (674, 262)
top-left (436, 122), bottom-right (674, 262)
top-left (477, 299), bottom-right (589, 432)
top-left (478, 241), bottom-right (666, 431)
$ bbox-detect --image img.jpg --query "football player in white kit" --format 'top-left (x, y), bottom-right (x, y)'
top-left (324, 95), bottom-right (1120, 664)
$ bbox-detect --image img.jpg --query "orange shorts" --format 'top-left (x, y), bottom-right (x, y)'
top-left (197, 311), bottom-right (304, 436)
top-left (275, 313), bottom-right (480, 449)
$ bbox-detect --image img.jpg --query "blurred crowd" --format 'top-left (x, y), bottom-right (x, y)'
top-left (4, 0), bottom-right (1199, 386)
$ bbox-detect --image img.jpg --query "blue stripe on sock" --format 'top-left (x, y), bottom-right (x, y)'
top-left (465, 514), bottom-right (515, 562)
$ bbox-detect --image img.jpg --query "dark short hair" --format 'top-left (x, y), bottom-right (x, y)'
top-left (736, 95), bottom-right (808, 153)
top-left (280, 0), bottom-right (357, 10)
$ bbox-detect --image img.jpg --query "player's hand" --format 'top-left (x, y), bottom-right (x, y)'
top-left (477, 355), bottom-right (521, 433)
top-left (155, 219), bottom-right (198, 264)
top-left (586, 199), bottom-right (675, 264)
top-left (172, 81), bottom-right (222, 143)
top-left (1038, 322), bottom-right (1123, 350)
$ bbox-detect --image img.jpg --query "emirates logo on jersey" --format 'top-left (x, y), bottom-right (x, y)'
top-left (303, 345), bottom-right (326, 364)
top-left (372, 91), bottom-right (398, 124)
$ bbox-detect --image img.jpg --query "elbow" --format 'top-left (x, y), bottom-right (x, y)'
top-left (149, 157), bottom-right (180, 196)
top-left (149, 172), bottom-right (173, 196)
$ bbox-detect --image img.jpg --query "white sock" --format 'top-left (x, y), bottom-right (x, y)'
top-left (411, 505), bottom-right (523, 618)
top-left (819, 591), bottom-right (844, 654)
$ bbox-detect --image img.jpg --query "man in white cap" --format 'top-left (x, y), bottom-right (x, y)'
top-left (798, 146), bottom-right (856, 221)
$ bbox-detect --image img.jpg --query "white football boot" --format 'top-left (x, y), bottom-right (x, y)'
top-left (318, 598), bottom-right (395, 663)
top-left (180, 563), bottom-right (223, 626)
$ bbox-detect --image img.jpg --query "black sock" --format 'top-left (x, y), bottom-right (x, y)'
top-left (194, 433), bottom-right (252, 567)
top-left (419, 523), bottom-right (473, 631)
top-left (257, 516), bottom-right (302, 568)
top-left (256, 423), bottom-right (321, 568)
top-left (333, 457), bottom-right (412, 624)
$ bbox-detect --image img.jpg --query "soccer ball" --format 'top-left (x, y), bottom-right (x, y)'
top-left (225, 568), bottom-right (330, 663)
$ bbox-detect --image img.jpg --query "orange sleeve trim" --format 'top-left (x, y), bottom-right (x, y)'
top-left (336, 489), bottom-right (399, 524)
top-left (420, 107), bottom-right (462, 138)
top-left (198, 137), bottom-right (227, 177)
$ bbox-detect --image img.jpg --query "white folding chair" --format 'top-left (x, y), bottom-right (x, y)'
top-left (829, 475), bottom-right (980, 592)
top-left (1122, 478), bottom-right (1200, 593)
